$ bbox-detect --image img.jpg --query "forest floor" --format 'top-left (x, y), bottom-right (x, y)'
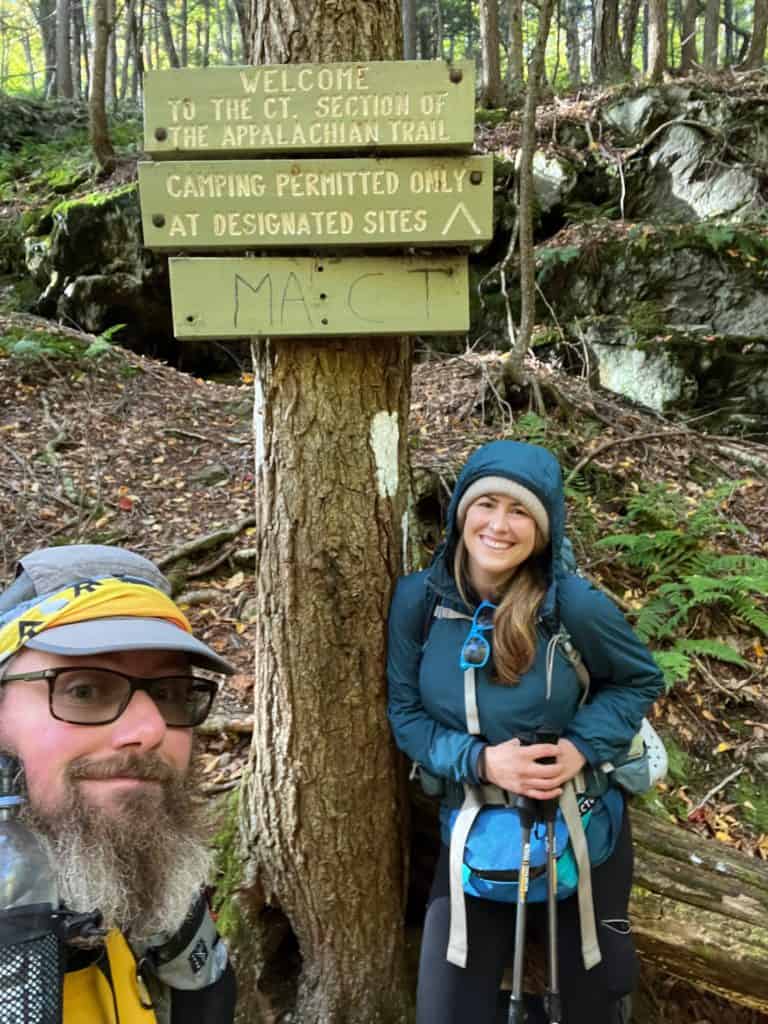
top-left (1, 320), bottom-right (767, 1021)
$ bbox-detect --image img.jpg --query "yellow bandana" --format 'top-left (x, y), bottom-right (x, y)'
top-left (0, 577), bottom-right (192, 664)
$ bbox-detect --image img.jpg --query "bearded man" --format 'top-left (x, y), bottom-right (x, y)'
top-left (0, 544), bottom-right (238, 1023)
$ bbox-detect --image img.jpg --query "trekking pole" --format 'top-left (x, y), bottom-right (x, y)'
top-left (507, 795), bottom-right (537, 1024)
top-left (536, 731), bottom-right (562, 1024)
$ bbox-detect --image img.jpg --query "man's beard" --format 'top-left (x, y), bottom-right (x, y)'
top-left (21, 751), bottom-right (214, 946)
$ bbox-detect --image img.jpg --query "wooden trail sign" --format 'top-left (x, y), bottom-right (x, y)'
top-left (143, 61), bottom-right (475, 157)
top-left (138, 155), bottom-right (493, 250)
top-left (169, 254), bottom-right (469, 338)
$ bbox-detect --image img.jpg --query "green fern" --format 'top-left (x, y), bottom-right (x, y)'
top-left (599, 481), bottom-right (768, 685)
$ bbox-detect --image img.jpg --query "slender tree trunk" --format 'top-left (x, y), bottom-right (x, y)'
top-left (622, 0), bottom-right (643, 68)
top-left (240, 2), bottom-right (411, 1022)
top-left (479, 0), bottom-right (505, 106)
top-left (202, 0), bottom-right (210, 65)
top-left (402, 0), bottom-right (418, 58)
top-left (119, 0), bottom-right (134, 99)
top-left (592, 0), bottom-right (626, 81)
top-left (739, 0), bottom-right (768, 66)
top-left (514, 0), bottom-right (556, 370)
top-left (106, 0), bottom-right (116, 104)
top-left (703, 0), bottom-right (719, 66)
top-left (157, 0), bottom-right (180, 66)
top-left (647, 0), bottom-right (667, 79)
top-left (131, 0), bottom-right (143, 100)
top-left (723, 0), bottom-right (733, 60)
top-left (180, 0), bottom-right (188, 64)
top-left (565, 0), bottom-right (582, 85)
top-left (89, 0), bottom-right (116, 172)
top-left (680, 0), bottom-right (699, 70)
top-left (71, 0), bottom-right (82, 96)
top-left (56, 0), bottom-right (73, 96)
top-left (508, 0), bottom-right (525, 86)
top-left (23, 32), bottom-right (37, 90)
top-left (231, 0), bottom-right (250, 61)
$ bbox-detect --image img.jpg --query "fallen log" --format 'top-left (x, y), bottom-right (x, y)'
top-left (409, 790), bottom-right (768, 1013)
top-left (630, 806), bottom-right (768, 1014)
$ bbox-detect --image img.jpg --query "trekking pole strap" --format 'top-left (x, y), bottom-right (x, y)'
top-left (558, 783), bottom-right (602, 970)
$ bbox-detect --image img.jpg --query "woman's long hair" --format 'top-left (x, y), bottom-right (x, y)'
top-left (453, 533), bottom-right (548, 685)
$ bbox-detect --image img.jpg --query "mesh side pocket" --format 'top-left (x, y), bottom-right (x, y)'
top-left (0, 931), bottom-right (62, 1024)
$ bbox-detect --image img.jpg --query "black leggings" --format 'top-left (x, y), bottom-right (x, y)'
top-left (416, 809), bottom-right (639, 1024)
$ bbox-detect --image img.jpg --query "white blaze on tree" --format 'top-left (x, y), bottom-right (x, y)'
top-left (370, 411), bottom-right (400, 499)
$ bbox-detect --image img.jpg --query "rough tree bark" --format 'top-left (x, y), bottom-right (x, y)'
top-left (89, 0), bottom-right (116, 172)
top-left (479, 0), bottom-right (504, 106)
top-left (646, 0), bottom-right (667, 81)
top-left (507, 0), bottom-right (525, 90)
top-left (157, 0), bottom-right (181, 66)
top-left (680, 0), bottom-right (699, 71)
top-left (738, 0), bottom-right (768, 68)
top-left (592, 0), bottom-right (627, 81)
top-left (55, 0), bottom-right (73, 97)
top-left (565, 0), bottom-right (582, 87)
top-left (621, 0), bottom-right (643, 70)
top-left (402, 0), bottom-right (418, 58)
top-left (239, 3), bottom-right (411, 1023)
top-left (703, 0), bottom-right (720, 66)
top-left (511, 0), bottom-right (556, 380)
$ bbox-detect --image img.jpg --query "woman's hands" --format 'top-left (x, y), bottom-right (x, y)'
top-left (482, 737), bottom-right (586, 800)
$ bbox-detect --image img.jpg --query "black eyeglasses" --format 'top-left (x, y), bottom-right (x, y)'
top-left (459, 600), bottom-right (497, 670)
top-left (0, 667), bottom-right (218, 727)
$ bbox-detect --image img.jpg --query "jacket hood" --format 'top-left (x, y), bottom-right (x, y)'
top-left (428, 440), bottom-right (567, 623)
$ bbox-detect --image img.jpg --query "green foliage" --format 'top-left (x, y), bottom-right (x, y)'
top-left (599, 483), bottom-right (768, 686)
top-left (0, 324), bottom-right (124, 364)
top-left (536, 245), bottom-right (581, 275)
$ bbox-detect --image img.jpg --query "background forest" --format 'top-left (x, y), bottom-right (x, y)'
top-left (1, 0), bottom-right (768, 105)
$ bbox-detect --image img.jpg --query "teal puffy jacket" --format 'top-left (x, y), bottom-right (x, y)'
top-left (387, 440), bottom-right (664, 796)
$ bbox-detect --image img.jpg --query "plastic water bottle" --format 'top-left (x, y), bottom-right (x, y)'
top-left (0, 754), bottom-right (60, 1024)
top-left (0, 755), bottom-right (57, 908)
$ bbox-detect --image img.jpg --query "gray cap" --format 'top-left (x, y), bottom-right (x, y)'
top-left (0, 545), bottom-right (235, 675)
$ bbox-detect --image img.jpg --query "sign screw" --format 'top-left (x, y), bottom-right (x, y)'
top-left (152, 214), bottom-right (166, 227)
top-left (154, 127), bottom-right (168, 141)
top-left (449, 68), bottom-right (463, 84)
top-left (470, 171), bottom-right (483, 185)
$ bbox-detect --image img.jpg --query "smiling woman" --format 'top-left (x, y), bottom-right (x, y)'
top-left (387, 440), bottom-right (665, 1024)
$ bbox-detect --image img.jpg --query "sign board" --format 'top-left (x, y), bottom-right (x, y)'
top-left (168, 255), bottom-right (469, 338)
top-left (143, 61), bottom-right (475, 157)
top-left (138, 155), bottom-right (493, 250)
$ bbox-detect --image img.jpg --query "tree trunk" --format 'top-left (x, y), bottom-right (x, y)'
top-left (71, 0), bottom-right (82, 97)
top-left (56, 0), bottom-right (73, 97)
top-left (592, 0), bottom-right (626, 81)
top-left (157, 0), bottom-right (180, 66)
top-left (564, 0), bottom-right (582, 86)
top-left (23, 32), bottom-right (37, 91)
top-left (512, 0), bottom-right (556, 376)
top-left (201, 0), bottom-right (211, 66)
top-left (680, 0), bottom-right (699, 71)
top-left (646, 0), bottom-right (667, 80)
top-left (738, 0), bottom-right (768, 68)
top-left (180, 0), bottom-right (188, 65)
top-left (724, 0), bottom-right (733, 60)
top-left (479, 0), bottom-right (505, 106)
top-left (621, 0), bottom-right (643, 69)
top-left (703, 0), bottom-right (719, 66)
top-left (252, 0), bottom-right (401, 63)
top-left (507, 0), bottom-right (525, 88)
top-left (240, 4), bottom-right (410, 1022)
top-left (89, 0), bottom-right (116, 172)
top-left (232, 0), bottom-right (250, 61)
top-left (402, 0), bottom-right (418, 58)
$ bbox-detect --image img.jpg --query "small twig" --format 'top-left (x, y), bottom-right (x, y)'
top-left (157, 516), bottom-right (257, 569)
top-left (687, 766), bottom-right (745, 818)
top-left (565, 430), bottom-right (698, 484)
